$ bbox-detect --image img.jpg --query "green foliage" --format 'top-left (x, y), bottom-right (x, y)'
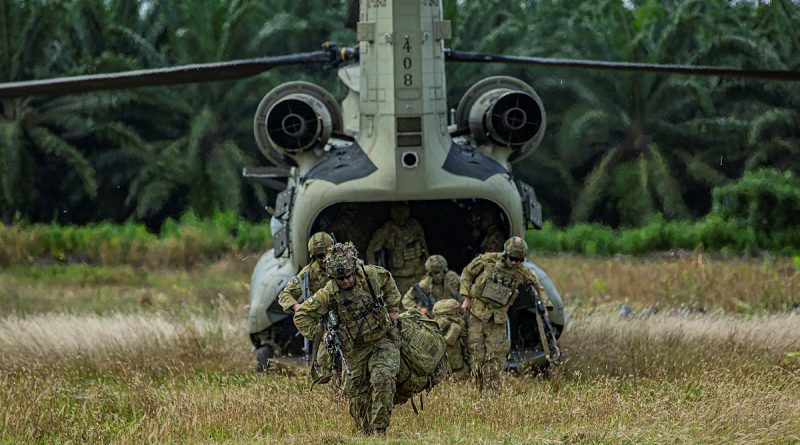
top-left (711, 168), bottom-right (800, 232)
top-left (2, 0), bottom-right (800, 228)
top-left (526, 213), bottom-right (797, 257)
top-left (0, 211), bottom-right (271, 267)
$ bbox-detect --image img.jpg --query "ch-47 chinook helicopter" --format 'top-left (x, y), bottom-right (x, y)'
top-left (3, 1), bottom-right (799, 372)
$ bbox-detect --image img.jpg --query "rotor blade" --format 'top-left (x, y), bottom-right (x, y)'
top-left (0, 51), bottom-right (330, 98)
top-left (445, 50), bottom-right (800, 82)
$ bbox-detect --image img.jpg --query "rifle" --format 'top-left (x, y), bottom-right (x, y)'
top-left (299, 272), bottom-right (312, 366)
top-left (411, 284), bottom-right (435, 315)
top-left (322, 310), bottom-right (351, 375)
top-left (527, 284), bottom-right (561, 362)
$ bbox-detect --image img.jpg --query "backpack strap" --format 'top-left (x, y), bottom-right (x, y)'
top-left (360, 263), bottom-right (385, 307)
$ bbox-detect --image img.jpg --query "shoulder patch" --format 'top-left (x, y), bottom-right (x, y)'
top-left (291, 276), bottom-right (299, 284)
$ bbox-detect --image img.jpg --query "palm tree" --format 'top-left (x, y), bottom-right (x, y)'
top-left (738, 0), bottom-right (800, 173)
top-left (0, 1), bottom-right (98, 222)
top-left (0, 0), bottom-right (164, 223)
top-left (512, 0), bottom-right (750, 226)
top-left (125, 0), bottom-right (354, 221)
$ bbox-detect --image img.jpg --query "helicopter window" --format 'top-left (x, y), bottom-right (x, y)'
top-left (397, 134), bottom-right (422, 147)
top-left (396, 117), bottom-right (421, 132)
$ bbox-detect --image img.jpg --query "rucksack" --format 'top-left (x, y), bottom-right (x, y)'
top-left (394, 308), bottom-right (450, 408)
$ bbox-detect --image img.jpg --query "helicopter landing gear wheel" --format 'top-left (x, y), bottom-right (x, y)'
top-left (255, 344), bottom-right (274, 373)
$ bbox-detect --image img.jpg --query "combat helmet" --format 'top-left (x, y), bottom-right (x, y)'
top-left (425, 255), bottom-right (448, 274)
top-left (324, 242), bottom-right (359, 279)
top-left (389, 201), bottom-right (410, 224)
top-left (503, 236), bottom-right (528, 260)
top-left (308, 232), bottom-right (334, 258)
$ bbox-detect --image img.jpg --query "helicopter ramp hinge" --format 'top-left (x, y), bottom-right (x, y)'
top-left (434, 20), bottom-right (452, 41)
top-left (273, 225), bottom-right (290, 258)
top-left (518, 181), bottom-right (543, 229)
top-left (274, 187), bottom-right (295, 219)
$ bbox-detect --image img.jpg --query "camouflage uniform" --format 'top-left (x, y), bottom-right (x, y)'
top-left (480, 226), bottom-right (505, 253)
top-left (323, 203), bottom-right (376, 254)
top-left (278, 261), bottom-right (328, 312)
top-left (472, 203), bottom-right (505, 253)
top-left (294, 242), bottom-right (402, 434)
top-left (367, 202), bottom-right (428, 295)
top-left (432, 299), bottom-right (469, 378)
top-left (402, 255), bottom-right (461, 314)
top-left (459, 237), bottom-right (546, 391)
top-left (278, 233), bottom-right (334, 380)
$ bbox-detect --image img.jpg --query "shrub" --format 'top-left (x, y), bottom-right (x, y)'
top-left (711, 168), bottom-right (800, 232)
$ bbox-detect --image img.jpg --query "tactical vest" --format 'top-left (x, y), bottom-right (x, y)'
top-left (389, 226), bottom-right (424, 274)
top-left (471, 261), bottom-right (518, 308)
top-left (333, 269), bottom-right (389, 348)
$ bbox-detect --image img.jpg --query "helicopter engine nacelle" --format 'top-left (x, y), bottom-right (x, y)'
top-left (455, 76), bottom-right (546, 163)
top-left (254, 81), bottom-right (343, 167)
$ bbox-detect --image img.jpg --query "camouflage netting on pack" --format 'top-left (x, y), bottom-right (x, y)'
top-left (393, 309), bottom-right (450, 405)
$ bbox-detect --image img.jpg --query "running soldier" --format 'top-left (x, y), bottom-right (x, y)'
top-left (294, 242), bottom-right (402, 435)
top-left (277, 232), bottom-right (335, 382)
top-left (459, 236), bottom-right (547, 392)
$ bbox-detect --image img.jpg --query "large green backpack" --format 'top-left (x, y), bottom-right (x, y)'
top-left (394, 309), bottom-right (450, 407)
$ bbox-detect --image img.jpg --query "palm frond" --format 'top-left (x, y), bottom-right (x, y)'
top-left (747, 108), bottom-right (798, 146)
top-left (557, 106), bottom-right (619, 166)
top-left (745, 139), bottom-right (800, 171)
top-left (674, 149), bottom-right (729, 187)
top-left (647, 143), bottom-right (690, 219)
top-left (0, 118), bottom-right (22, 205)
top-left (27, 126), bottom-right (98, 198)
top-left (187, 107), bottom-right (217, 160)
top-left (572, 146), bottom-right (619, 223)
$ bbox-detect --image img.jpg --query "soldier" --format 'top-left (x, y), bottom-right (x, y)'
top-left (472, 202), bottom-right (505, 254)
top-left (367, 201), bottom-right (428, 295)
top-left (432, 299), bottom-right (469, 379)
top-left (323, 203), bottom-right (376, 254)
top-left (277, 232), bottom-right (334, 381)
top-left (459, 236), bottom-right (547, 392)
top-left (278, 232), bottom-right (334, 313)
top-left (402, 254), bottom-right (461, 316)
top-left (294, 242), bottom-right (402, 435)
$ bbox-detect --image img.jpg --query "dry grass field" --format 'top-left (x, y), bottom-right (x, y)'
top-left (1, 254), bottom-right (798, 444)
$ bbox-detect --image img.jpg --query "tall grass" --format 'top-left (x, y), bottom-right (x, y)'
top-left (2, 310), bottom-right (796, 376)
top-left (0, 310), bottom-right (797, 443)
top-left (0, 313), bottom-right (250, 373)
top-left (534, 255), bottom-right (799, 312)
top-left (0, 257), bottom-right (797, 443)
top-left (560, 311), bottom-right (800, 378)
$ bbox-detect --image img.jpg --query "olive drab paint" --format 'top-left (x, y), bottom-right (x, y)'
top-left (247, 0), bottom-right (554, 366)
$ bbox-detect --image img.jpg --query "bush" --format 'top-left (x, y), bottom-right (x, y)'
top-left (526, 213), bottom-right (798, 256)
top-left (0, 211), bottom-right (272, 267)
top-left (711, 168), bottom-right (800, 232)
